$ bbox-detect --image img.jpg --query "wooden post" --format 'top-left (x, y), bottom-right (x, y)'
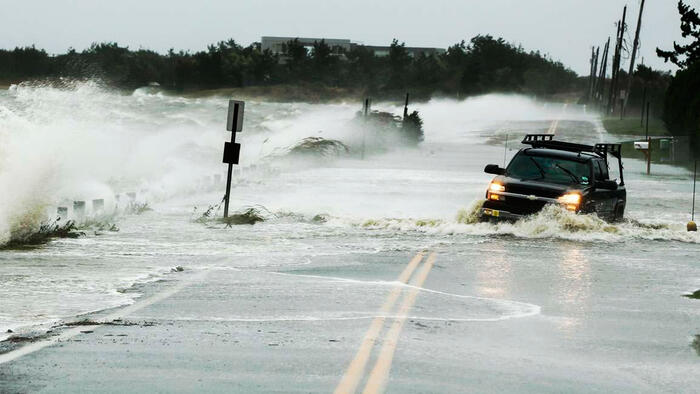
top-left (646, 101), bottom-right (650, 139)
top-left (362, 98), bottom-right (369, 160)
top-left (623, 0), bottom-right (646, 116)
top-left (641, 86), bottom-right (647, 127)
top-left (646, 136), bottom-right (651, 175)
top-left (403, 92), bottom-right (409, 119)
top-left (693, 160), bottom-right (697, 222)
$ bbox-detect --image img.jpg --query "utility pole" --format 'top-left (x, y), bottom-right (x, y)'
top-left (587, 47), bottom-right (596, 101)
top-left (609, 6), bottom-right (627, 115)
top-left (590, 46), bottom-right (600, 100)
top-left (608, 23), bottom-right (621, 114)
top-left (597, 38), bottom-right (610, 107)
top-left (622, 0), bottom-right (646, 116)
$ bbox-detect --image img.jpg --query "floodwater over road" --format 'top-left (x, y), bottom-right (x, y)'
top-left (0, 82), bottom-right (698, 392)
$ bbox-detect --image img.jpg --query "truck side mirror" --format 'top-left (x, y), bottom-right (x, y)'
top-left (484, 164), bottom-right (506, 175)
top-left (595, 180), bottom-right (618, 190)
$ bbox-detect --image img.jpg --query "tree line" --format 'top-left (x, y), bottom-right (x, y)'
top-left (0, 35), bottom-right (580, 97)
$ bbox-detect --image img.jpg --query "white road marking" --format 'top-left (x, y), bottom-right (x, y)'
top-left (0, 271), bottom-right (205, 365)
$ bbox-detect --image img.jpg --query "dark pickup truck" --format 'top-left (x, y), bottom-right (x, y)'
top-left (480, 134), bottom-right (626, 222)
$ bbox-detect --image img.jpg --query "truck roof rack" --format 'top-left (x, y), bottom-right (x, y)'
top-left (521, 134), bottom-right (621, 157)
top-left (522, 134), bottom-right (598, 154)
top-left (521, 134), bottom-right (624, 185)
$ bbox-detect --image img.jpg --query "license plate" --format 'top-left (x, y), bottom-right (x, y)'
top-left (484, 209), bottom-right (500, 217)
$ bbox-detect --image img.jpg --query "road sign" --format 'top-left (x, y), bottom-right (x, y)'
top-left (223, 142), bottom-right (241, 165)
top-left (226, 100), bottom-right (245, 132)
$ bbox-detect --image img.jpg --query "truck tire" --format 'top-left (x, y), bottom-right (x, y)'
top-left (613, 203), bottom-right (625, 222)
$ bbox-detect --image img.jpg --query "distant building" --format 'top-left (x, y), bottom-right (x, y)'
top-left (260, 36), bottom-right (445, 60)
top-left (357, 45), bottom-right (446, 58)
top-left (261, 36), bottom-right (351, 55)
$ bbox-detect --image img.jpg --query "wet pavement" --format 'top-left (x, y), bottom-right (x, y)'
top-left (1, 88), bottom-right (699, 392)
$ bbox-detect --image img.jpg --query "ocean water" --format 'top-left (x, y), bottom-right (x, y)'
top-left (1, 81), bottom-right (698, 340)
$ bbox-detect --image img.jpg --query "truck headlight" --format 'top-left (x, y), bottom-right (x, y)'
top-left (489, 182), bottom-right (505, 193)
top-left (558, 192), bottom-right (581, 211)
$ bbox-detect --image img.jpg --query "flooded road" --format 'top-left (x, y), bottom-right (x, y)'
top-left (0, 83), bottom-right (698, 392)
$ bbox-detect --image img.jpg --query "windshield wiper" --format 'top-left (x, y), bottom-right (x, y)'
top-left (555, 164), bottom-right (580, 183)
top-left (529, 157), bottom-right (546, 178)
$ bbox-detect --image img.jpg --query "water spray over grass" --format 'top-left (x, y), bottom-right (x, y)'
top-left (1, 218), bottom-right (84, 250)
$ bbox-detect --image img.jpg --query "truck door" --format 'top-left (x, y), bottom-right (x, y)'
top-left (590, 159), bottom-right (616, 217)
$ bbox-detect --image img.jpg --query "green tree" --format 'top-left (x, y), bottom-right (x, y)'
top-left (311, 40), bottom-right (339, 84)
top-left (657, 0), bottom-right (700, 153)
top-left (387, 39), bottom-right (411, 89)
top-left (283, 39), bottom-right (309, 80)
top-left (657, 1), bottom-right (700, 68)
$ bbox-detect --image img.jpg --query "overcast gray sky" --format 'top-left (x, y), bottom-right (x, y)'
top-left (1, 0), bottom-right (696, 75)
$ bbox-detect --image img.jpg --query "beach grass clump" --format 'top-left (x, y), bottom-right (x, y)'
top-left (288, 137), bottom-right (350, 157)
top-left (1, 218), bottom-right (84, 250)
top-left (125, 202), bottom-right (152, 215)
top-left (219, 207), bottom-right (266, 226)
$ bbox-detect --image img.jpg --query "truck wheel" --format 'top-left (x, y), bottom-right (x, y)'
top-left (613, 203), bottom-right (625, 222)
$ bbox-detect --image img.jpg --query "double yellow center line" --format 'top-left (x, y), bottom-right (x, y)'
top-left (334, 251), bottom-right (436, 394)
top-left (547, 102), bottom-right (569, 135)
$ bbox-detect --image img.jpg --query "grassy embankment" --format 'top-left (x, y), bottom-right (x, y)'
top-left (602, 117), bottom-right (669, 137)
top-left (602, 117), bottom-right (675, 163)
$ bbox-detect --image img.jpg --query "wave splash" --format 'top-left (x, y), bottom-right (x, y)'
top-left (354, 203), bottom-right (700, 244)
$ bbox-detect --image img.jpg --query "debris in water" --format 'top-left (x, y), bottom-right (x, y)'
top-left (125, 202), bottom-right (152, 215)
top-left (312, 214), bottom-right (329, 223)
top-left (220, 207), bottom-right (267, 226)
top-left (77, 218), bottom-right (120, 233)
top-left (63, 320), bottom-right (101, 326)
top-left (61, 319), bottom-right (145, 327)
top-left (172, 266), bottom-right (185, 272)
top-left (193, 198), bottom-right (225, 223)
top-left (693, 335), bottom-right (700, 356)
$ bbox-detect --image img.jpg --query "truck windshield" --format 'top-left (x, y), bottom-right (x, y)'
top-left (507, 153), bottom-right (590, 185)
